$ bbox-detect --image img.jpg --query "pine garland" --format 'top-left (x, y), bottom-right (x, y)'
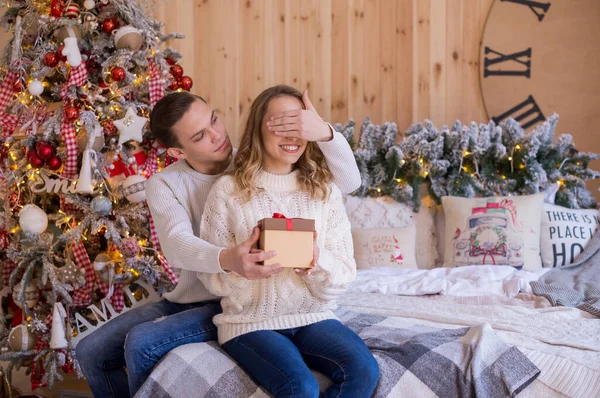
top-left (335, 114), bottom-right (600, 211)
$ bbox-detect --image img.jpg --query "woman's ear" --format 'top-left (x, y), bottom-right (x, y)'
top-left (166, 147), bottom-right (186, 159)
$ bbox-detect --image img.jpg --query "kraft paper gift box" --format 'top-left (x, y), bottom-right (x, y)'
top-left (258, 213), bottom-right (315, 268)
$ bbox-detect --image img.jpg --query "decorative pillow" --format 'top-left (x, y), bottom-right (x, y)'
top-left (540, 203), bottom-right (599, 268)
top-left (351, 226), bottom-right (418, 269)
top-left (441, 193), bottom-right (544, 271)
top-left (343, 195), bottom-right (438, 269)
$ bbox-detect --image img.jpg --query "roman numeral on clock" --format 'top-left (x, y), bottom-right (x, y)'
top-left (500, 0), bottom-right (551, 22)
top-left (484, 47), bottom-right (532, 78)
top-left (492, 95), bottom-right (546, 129)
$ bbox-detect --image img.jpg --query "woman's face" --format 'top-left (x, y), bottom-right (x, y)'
top-left (260, 96), bottom-right (307, 174)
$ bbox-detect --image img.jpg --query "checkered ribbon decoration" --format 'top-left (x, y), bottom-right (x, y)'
top-left (1, 260), bottom-right (16, 288)
top-left (0, 69), bottom-right (19, 137)
top-left (148, 211), bottom-right (179, 285)
top-left (60, 64), bottom-right (88, 99)
top-left (71, 240), bottom-right (95, 307)
top-left (142, 146), bottom-right (159, 177)
top-left (60, 63), bottom-right (88, 178)
top-left (148, 59), bottom-right (165, 107)
top-left (97, 279), bottom-right (125, 313)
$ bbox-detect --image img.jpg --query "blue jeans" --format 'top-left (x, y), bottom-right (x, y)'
top-left (75, 299), bottom-right (221, 398)
top-left (223, 319), bottom-right (379, 398)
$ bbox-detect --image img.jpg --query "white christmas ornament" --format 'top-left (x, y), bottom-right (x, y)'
top-left (83, 0), bottom-right (96, 10)
top-left (27, 79), bottom-right (44, 96)
top-left (114, 107), bottom-right (147, 145)
top-left (19, 204), bottom-right (48, 234)
top-left (122, 174), bottom-right (147, 203)
top-left (50, 302), bottom-right (68, 349)
top-left (113, 25), bottom-right (143, 52)
top-left (62, 37), bottom-right (82, 67)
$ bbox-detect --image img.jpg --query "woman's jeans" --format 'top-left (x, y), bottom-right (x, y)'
top-left (223, 319), bottom-right (380, 398)
top-left (75, 298), bottom-right (221, 397)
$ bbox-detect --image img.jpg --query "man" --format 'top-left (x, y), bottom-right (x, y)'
top-left (76, 90), bottom-right (360, 397)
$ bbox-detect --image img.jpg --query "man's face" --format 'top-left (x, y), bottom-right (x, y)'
top-left (167, 99), bottom-right (232, 167)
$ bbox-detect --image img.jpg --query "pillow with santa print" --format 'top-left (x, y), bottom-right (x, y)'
top-left (540, 203), bottom-right (599, 268)
top-left (351, 225), bottom-right (418, 269)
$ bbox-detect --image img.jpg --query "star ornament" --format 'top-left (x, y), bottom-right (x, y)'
top-left (115, 107), bottom-right (148, 145)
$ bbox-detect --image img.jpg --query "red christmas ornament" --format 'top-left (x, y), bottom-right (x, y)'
top-left (102, 119), bottom-right (118, 136)
top-left (170, 64), bottom-right (183, 79)
top-left (26, 148), bottom-right (37, 161)
top-left (29, 153), bottom-right (44, 169)
top-left (111, 66), bottom-right (126, 82)
top-left (64, 104), bottom-right (80, 121)
top-left (13, 79), bottom-right (23, 92)
top-left (166, 58), bottom-right (176, 65)
top-left (57, 45), bottom-right (67, 62)
top-left (50, 0), bottom-right (64, 18)
top-left (62, 361), bottom-right (74, 374)
top-left (43, 52), bottom-right (59, 68)
top-left (102, 18), bottom-right (117, 33)
top-left (0, 231), bottom-right (9, 251)
top-left (36, 142), bottom-right (55, 161)
top-left (180, 76), bottom-right (193, 91)
top-left (168, 80), bottom-right (179, 90)
top-left (46, 156), bottom-right (62, 171)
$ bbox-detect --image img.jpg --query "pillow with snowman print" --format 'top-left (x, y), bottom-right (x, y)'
top-left (351, 225), bottom-right (418, 269)
top-left (441, 193), bottom-right (544, 271)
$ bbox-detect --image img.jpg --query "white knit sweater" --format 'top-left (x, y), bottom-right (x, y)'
top-left (145, 131), bottom-right (360, 304)
top-left (198, 171), bottom-right (356, 344)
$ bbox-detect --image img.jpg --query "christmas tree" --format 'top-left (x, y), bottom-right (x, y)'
top-left (0, 0), bottom-right (189, 390)
top-left (336, 114), bottom-right (600, 212)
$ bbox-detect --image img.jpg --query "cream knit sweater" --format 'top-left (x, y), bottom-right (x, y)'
top-left (198, 171), bottom-right (356, 344)
top-left (145, 131), bottom-right (361, 304)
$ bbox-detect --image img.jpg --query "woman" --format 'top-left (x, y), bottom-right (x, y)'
top-left (198, 85), bottom-right (379, 397)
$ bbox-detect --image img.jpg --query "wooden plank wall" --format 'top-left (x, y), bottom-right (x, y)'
top-left (154, 0), bottom-right (495, 144)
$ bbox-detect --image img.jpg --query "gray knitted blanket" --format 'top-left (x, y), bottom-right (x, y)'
top-left (531, 229), bottom-right (600, 317)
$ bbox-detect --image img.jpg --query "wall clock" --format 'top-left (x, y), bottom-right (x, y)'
top-left (479, 0), bottom-right (600, 131)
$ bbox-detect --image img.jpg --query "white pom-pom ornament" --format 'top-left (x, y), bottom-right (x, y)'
top-left (19, 204), bottom-right (48, 234)
top-left (27, 79), bottom-right (44, 96)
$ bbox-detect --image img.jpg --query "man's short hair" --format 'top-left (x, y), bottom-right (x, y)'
top-left (149, 92), bottom-right (206, 148)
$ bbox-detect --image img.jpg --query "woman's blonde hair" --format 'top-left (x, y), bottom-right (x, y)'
top-left (233, 85), bottom-right (332, 202)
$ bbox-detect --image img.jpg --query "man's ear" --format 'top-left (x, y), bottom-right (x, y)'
top-left (166, 147), bottom-right (186, 159)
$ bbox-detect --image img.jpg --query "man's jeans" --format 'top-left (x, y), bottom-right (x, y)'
top-left (75, 299), bottom-right (221, 397)
top-left (223, 319), bottom-right (380, 398)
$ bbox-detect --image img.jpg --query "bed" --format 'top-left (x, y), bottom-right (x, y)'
top-left (136, 196), bottom-right (600, 398)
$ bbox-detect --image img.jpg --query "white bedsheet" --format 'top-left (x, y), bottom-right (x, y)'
top-left (350, 265), bottom-right (550, 297)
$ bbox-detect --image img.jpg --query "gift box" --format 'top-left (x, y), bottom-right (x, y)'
top-left (258, 213), bottom-right (315, 268)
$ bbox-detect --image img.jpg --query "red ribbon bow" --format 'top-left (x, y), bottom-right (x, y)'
top-left (273, 212), bottom-right (293, 230)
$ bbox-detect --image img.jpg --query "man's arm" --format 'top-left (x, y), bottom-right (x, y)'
top-left (266, 90), bottom-right (360, 194)
top-left (145, 175), bottom-right (282, 278)
top-left (146, 175), bottom-right (224, 274)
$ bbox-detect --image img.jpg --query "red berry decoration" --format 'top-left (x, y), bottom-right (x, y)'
top-left (46, 156), bottom-right (62, 171)
top-left (64, 104), bottom-right (80, 122)
top-left (170, 64), bottom-right (183, 79)
top-left (111, 66), bottom-right (126, 82)
top-left (57, 45), bottom-right (67, 62)
top-left (166, 58), bottom-right (176, 65)
top-left (180, 76), bottom-right (193, 91)
top-left (102, 19), bottom-right (116, 33)
top-left (36, 142), bottom-right (55, 161)
top-left (29, 154), bottom-right (44, 169)
top-left (43, 52), bottom-right (59, 68)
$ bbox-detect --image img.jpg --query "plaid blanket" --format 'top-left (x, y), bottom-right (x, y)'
top-left (136, 311), bottom-right (539, 398)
